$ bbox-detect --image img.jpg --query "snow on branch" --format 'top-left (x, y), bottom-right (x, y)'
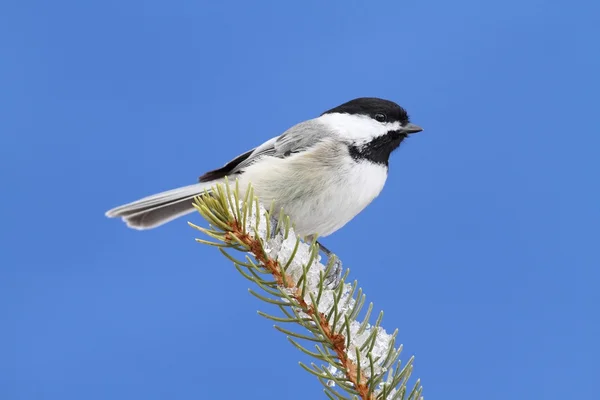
top-left (189, 179), bottom-right (423, 400)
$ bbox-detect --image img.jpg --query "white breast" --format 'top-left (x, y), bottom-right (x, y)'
top-left (239, 140), bottom-right (388, 237)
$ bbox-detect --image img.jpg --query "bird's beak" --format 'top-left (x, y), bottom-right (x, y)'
top-left (401, 123), bottom-right (423, 134)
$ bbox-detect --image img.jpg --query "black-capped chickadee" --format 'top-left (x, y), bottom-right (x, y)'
top-left (106, 97), bottom-right (423, 285)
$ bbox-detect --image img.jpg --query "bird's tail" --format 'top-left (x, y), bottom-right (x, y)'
top-left (105, 181), bottom-right (219, 230)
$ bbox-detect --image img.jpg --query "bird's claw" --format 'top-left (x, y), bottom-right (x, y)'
top-left (324, 255), bottom-right (343, 289)
top-left (269, 214), bottom-right (279, 239)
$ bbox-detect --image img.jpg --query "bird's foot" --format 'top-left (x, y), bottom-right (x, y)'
top-left (269, 213), bottom-right (279, 239)
top-left (324, 255), bottom-right (343, 289)
top-left (316, 240), bottom-right (343, 289)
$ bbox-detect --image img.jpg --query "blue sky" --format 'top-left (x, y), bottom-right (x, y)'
top-left (2, 0), bottom-right (599, 399)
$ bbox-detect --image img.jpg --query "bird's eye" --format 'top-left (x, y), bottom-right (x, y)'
top-left (375, 113), bottom-right (387, 123)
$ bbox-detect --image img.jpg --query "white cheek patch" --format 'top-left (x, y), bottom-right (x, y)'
top-left (318, 113), bottom-right (389, 144)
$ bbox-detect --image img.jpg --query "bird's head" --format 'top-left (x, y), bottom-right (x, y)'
top-left (318, 97), bottom-right (422, 166)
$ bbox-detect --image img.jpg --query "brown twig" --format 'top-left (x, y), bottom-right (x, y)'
top-left (226, 221), bottom-right (375, 400)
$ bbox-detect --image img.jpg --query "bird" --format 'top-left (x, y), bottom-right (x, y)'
top-left (106, 97), bottom-right (423, 286)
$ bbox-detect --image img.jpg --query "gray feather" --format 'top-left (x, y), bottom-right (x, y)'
top-left (105, 181), bottom-right (217, 230)
top-left (229, 119), bottom-right (332, 174)
top-left (274, 119), bottom-right (332, 155)
top-left (123, 197), bottom-right (198, 230)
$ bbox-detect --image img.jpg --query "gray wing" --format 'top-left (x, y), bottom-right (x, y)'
top-left (274, 118), bottom-right (332, 156)
top-left (200, 119), bottom-right (331, 181)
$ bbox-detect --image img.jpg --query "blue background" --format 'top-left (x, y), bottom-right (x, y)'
top-left (2, 1), bottom-right (599, 399)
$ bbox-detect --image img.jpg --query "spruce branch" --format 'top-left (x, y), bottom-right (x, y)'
top-left (189, 180), bottom-right (423, 400)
